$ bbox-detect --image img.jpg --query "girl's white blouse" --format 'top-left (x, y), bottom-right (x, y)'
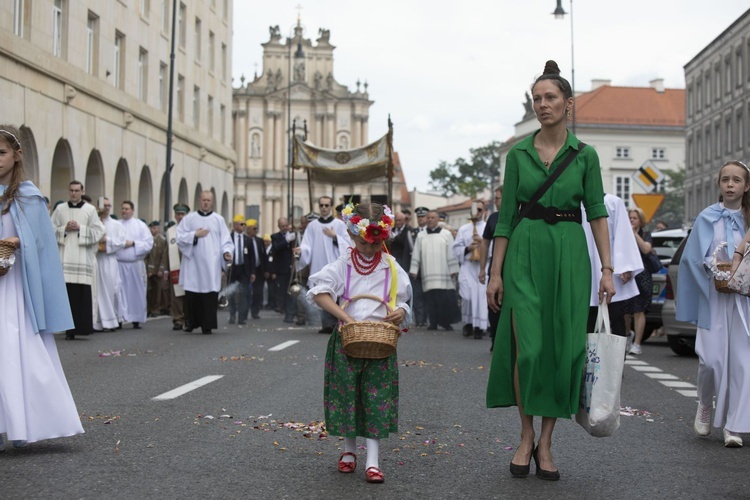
top-left (307, 248), bottom-right (412, 328)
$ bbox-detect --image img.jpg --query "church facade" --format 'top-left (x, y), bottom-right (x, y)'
top-left (232, 22), bottom-right (404, 232)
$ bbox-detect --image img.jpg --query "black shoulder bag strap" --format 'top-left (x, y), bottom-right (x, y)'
top-left (515, 142), bottom-right (586, 226)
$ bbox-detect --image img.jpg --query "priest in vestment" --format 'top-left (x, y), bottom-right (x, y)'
top-left (295, 195), bottom-right (352, 333)
top-left (409, 210), bottom-right (459, 331)
top-left (95, 197), bottom-right (126, 331)
top-left (177, 191), bottom-right (234, 334)
top-left (452, 201), bottom-right (488, 339)
top-left (51, 181), bottom-right (106, 340)
top-left (116, 200), bottom-right (154, 329)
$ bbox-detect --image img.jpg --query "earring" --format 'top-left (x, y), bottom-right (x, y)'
top-left (566, 110), bottom-right (571, 118)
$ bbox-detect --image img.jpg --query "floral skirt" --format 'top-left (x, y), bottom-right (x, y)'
top-left (323, 328), bottom-right (398, 439)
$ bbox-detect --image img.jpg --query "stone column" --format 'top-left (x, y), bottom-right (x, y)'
top-left (327, 113), bottom-right (335, 149)
top-left (235, 109), bottom-right (248, 173)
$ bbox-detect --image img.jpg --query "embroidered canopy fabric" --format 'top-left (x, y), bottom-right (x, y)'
top-left (293, 132), bottom-right (392, 184)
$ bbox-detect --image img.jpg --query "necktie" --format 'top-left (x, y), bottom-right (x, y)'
top-left (253, 238), bottom-right (260, 265)
top-left (235, 233), bottom-right (243, 265)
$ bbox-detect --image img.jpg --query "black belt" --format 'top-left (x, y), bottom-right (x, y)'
top-left (519, 203), bottom-right (582, 225)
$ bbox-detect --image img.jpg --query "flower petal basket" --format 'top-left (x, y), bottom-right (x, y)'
top-left (0, 240), bottom-right (16, 277)
top-left (339, 294), bottom-right (400, 359)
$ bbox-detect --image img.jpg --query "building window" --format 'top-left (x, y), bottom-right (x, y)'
top-left (696, 131), bottom-right (703, 164)
top-left (696, 79), bottom-right (703, 110)
top-left (194, 18), bottom-right (201, 61)
top-left (737, 110), bottom-right (743, 152)
top-left (161, 0), bottom-right (169, 33)
top-left (178, 3), bottom-right (186, 48)
top-left (193, 86), bottom-right (200, 129)
top-left (114, 31), bottom-right (125, 89)
top-left (177, 75), bottom-right (184, 121)
top-left (140, 0), bottom-right (149, 17)
top-left (615, 146), bottom-right (630, 159)
top-left (209, 31), bottom-right (215, 73)
top-left (726, 116), bottom-right (733, 153)
top-left (159, 62), bottom-right (167, 111)
top-left (138, 48), bottom-right (148, 101)
top-left (651, 147), bottom-right (666, 160)
top-left (737, 50), bottom-right (744, 87)
top-left (715, 122), bottom-right (721, 158)
top-left (86, 12), bottom-right (98, 75)
top-left (705, 128), bottom-right (711, 162)
top-left (13, 0), bottom-right (30, 38)
top-left (207, 95), bottom-right (214, 136)
top-left (615, 176), bottom-right (631, 207)
top-left (220, 104), bottom-right (226, 143)
top-left (715, 66), bottom-right (721, 101)
top-left (221, 43), bottom-right (227, 80)
top-left (705, 74), bottom-right (711, 108)
top-left (726, 58), bottom-right (732, 94)
top-left (53, 0), bottom-right (64, 57)
top-left (687, 83), bottom-right (694, 117)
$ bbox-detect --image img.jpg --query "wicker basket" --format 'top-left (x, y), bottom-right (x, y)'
top-left (0, 240), bottom-right (16, 277)
top-left (714, 262), bottom-right (733, 293)
top-left (339, 294), bottom-right (400, 359)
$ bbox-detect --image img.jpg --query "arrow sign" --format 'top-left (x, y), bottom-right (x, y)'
top-left (632, 193), bottom-right (665, 224)
top-left (632, 160), bottom-right (665, 193)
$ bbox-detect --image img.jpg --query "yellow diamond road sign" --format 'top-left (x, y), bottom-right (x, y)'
top-left (632, 160), bottom-right (664, 193)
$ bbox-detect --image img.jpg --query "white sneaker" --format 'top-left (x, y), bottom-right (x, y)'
top-left (628, 343), bottom-right (642, 355)
top-left (723, 429), bottom-right (743, 448)
top-left (694, 403), bottom-right (712, 436)
top-left (626, 331), bottom-right (634, 353)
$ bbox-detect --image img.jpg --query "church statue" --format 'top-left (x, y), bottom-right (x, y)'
top-left (294, 62), bottom-right (305, 82)
top-left (269, 25), bottom-right (281, 41)
top-left (523, 91), bottom-right (535, 119)
top-left (326, 72), bottom-right (334, 91)
top-left (314, 71), bottom-right (322, 90)
top-left (317, 28), bottom-right (331, 43)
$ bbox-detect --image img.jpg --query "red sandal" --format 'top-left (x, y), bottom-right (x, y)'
top-left (337, 452), bottom-right (357, 473)
top-left (365, 466), bottom-right (384, 483)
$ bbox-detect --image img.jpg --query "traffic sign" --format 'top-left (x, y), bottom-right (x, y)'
top-left (632, 193), bottom-right (665, 223)
top-left (632, 160), bottom-right (665, 193)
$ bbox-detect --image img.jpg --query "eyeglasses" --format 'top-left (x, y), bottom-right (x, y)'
top-left (319, 203), bottom-right (330, 207)
top-left (476, 208), bottom-right (483, 212)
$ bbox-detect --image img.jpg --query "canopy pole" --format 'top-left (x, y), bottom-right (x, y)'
top-left (387, 115), bottom-right (394, 207)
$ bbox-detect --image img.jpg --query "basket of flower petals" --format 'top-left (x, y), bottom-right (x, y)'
top-left (0, 240), bottom-right (16, 276)
top-left (339, 294), bottom-right (400, 359)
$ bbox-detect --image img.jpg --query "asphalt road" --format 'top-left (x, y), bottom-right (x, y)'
top-left (0, 312), bottom-right (748, 499)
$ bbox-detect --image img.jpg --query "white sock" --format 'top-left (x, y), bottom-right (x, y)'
top-left (341, 437), bottom-right (356, 463)
top-left (366, 438), bottom-right (379, 469)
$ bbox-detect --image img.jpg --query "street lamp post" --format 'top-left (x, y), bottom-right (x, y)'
top-left (287, 23), bottom-right (305, 221)
top-left (164, 0), bottom-right (177, 225)
top-left (553, 0), bottom-right (575, 134)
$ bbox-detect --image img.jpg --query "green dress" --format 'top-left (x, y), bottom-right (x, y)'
top-left (485, 130), bottom-right (607, 418)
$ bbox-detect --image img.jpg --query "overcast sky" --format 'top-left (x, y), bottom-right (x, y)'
top-left (232, 1), bottom-right (749, 192)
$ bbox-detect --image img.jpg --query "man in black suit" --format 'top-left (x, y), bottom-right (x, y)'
top-left (245, 218), bottom-right (267, 319)
top-left (228, 215), bottom-right (256, 324)
top-left (270, 217), bottom-right (296, 323)
top-left (390, 210), bottom-right (411, 272)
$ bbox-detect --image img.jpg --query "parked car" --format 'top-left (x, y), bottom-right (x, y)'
top-left (644, 229), bottom-right (687, 341)
top-left (661, 233), bottom-right (697, 356)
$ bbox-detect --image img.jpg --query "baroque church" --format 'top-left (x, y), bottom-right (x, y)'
top-left (232, 20), bottom-right (405, 231)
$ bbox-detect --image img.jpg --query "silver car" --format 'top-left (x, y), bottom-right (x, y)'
top-left (661, 233), bottom-right (697, 356)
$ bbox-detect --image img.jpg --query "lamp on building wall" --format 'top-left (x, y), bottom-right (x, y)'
top-left (164, 0), bottom-right (177, 225)
top-left (552, 0), bottom-right (576, 134)
top-left (287, 21), bottom-right (305, 221)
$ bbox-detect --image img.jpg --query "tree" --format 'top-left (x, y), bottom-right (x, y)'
top-left (429, 141), bottom-right (503, 198)
top-left (650, 167), bottom-right (685, 230)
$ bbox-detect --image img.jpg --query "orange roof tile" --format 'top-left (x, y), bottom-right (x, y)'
top-left (575, 86), bottom-right (685, 127)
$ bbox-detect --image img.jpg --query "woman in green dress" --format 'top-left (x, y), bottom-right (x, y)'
top-left (485, 60), bottom-right (615, 480)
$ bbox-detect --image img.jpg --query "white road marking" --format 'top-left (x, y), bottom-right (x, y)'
top-left (625, 359), bottom-right (649, 365)
top-left (660, 381), bottom-right (697, 389)
top-left (268, 340), bottom-right (300, 351)
top-left (630, 366), bottom-right (663, 372)
top-left (152, 375), bottom-right (224, 401)
top-left (677, 390), bottom-right (699, 398)
top-left (645, 373), bottom-right (680, 380)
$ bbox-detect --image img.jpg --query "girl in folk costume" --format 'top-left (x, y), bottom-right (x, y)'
top-left (677, 160), bottom-right (750, 447)
top-left (0, 126), bottom-right (84, 450)
top-left (308, 202), bottom-right (412, 483)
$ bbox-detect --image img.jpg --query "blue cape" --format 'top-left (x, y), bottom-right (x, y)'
top-left (676, 203), bottom-right (746, 329)
top-left (0, 181), bottom-right (74, 334)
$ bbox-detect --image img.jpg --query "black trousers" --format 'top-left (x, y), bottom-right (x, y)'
top-left (425, 289), bottom-right (454, 328)
top-left (411, 276), bottom-right (427, 325)
top-left (250, 277), bottom-right (264, 318)
top-left (587, 300), bottom-right (628, 337)
top-left (66, 283), bottom-right (93, 336)
top-left (185, 291), bottom-right (219, 331)
top-left (274, 272), bottom-right (295, 320)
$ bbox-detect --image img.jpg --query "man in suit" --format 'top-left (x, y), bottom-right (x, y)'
top-left (270, 217), bottom-right (296, 323)
top-left (390, 211), bottom-right (411, 272)
top-left (228, 215), bottom-right (256, 324)
top-left (245, 218), bottom-right (267, 320)
top-left (408, 207), bottom-right (430, 327)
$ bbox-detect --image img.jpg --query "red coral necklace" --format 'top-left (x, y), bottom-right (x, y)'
top-left (351, 248), bottom-right (381, 275)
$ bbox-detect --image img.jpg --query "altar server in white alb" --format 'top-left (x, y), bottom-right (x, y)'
top-left (94, 197), bottom-right (126, 331)
top-left (582, 193), bottom-right (643, 337)
top-left (294, 195), bottom-right (352, 333)
top-left (51, 180), bottom-right (106, 340)
top-left (116, 200), bottom-right (153, 329)
top-left (452, 200), bottom-right (488, 339)
top-left (177, 191), bottom-right (234, 334)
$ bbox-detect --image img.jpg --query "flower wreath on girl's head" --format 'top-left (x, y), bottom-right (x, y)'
top-left (341, 202), bottom-right (394, 244)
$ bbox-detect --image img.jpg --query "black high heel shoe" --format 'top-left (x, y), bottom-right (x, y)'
top-left (532, 446), bottom-right (560, 481)
top-left (509, 446), bottom-right (533, 478)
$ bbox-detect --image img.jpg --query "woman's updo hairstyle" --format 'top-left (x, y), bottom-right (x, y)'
top-left (532, 60), bottom-right (573, 100)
